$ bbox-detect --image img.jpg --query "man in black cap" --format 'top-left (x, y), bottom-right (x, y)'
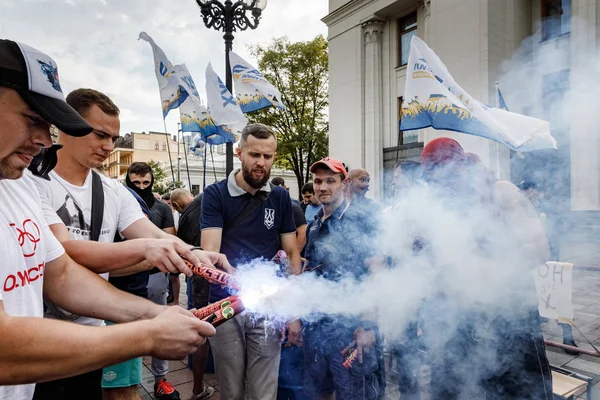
top-left (0, 38), bottom-right (219, 400)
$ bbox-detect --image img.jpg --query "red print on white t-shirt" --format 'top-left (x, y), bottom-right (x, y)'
top-left (10, 218), bottom-right (41, 258)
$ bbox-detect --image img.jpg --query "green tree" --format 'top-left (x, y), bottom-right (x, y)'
top-left (248, 35), bottom-right (329, 194)
top-left (146, 160), bottom-right (184, 196)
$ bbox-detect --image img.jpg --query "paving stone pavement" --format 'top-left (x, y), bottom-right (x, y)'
top-left (139, 268), bottom-right (600, 399)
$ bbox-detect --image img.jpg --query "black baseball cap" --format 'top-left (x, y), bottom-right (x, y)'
top-left (0, 39), bottom-right (93, 137)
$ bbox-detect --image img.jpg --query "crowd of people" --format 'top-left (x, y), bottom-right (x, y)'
top-left (0, 38), bottom-right (566, 400)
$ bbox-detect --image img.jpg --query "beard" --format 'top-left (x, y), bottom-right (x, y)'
top-left (0, 158), bottom-right (26, 180)
top-left (0, 147), bottom-right (39, 180)
top-left (242, 162), bottom-right (271, 190)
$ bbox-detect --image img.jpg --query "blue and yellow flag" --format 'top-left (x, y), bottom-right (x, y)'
top-left (230, 51), bottom-right (285, 113)
top-left (138, 32), bottom-right (189, 119)
top-left (205, 62), bottom-right (247, 141)
top-left (401, 36), bottom-right (557, 152)
top-left (176, 64), bottom-right (236, 145)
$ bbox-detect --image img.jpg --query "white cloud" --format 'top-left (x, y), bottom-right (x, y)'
top-left (1, 0), bottom-right (328, 135)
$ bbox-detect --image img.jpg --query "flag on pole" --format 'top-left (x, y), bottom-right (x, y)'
top-left (176, 64), bottom-right (236, 145)
top-left (138, 32), bottom-right (189, 118)
top-left (230, 51), bottom-right (285, 113)
top-left (205, 62), bottom-right (248, 140)
top-left (401, 36), bottom-right (557, 152)
top-left (496, 84), bottom-right (508, 111)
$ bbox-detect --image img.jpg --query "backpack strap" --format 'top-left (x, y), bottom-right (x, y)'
top-left (89, 171), bottom-right (104, 241)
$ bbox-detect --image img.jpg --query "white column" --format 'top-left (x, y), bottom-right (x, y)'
top-left (362, 20), bottom-right (385, 201)
top-left (570, 0), bottom-right (599, 210)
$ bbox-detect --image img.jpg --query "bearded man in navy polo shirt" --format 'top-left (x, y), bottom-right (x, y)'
top-left (201, 123), bottom-right (302, 400)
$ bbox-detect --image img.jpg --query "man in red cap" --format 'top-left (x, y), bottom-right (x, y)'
top-left (416, 137), bottom-right (553, 399)
top-left (302, 157), bottom-right (385, 400)
top-left (0, 38), bottom-right (218, 400)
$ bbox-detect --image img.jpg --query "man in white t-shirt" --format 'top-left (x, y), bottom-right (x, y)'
top-left (0, 39), bottom-right (225, 400)
top-left (30, 87), bottom-right (234, 400)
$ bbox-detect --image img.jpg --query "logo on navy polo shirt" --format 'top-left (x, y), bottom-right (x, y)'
top-left (264, 208), bottom-right (275, 229)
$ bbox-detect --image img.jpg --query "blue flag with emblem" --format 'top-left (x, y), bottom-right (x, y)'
top-left (205, 62), bottom-right (247, 142)
top-left (401, 36), bottom-right (557, 152)
top-left (138, 32), bottom-right (189, 119)
top-left (176, 64), bottom-right (234, 146)
top-left (230, 51), bottom-right (285, 113)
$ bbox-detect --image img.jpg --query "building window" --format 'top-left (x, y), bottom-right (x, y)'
top-left (542, 0), bottom-right (571, 41)
top-left (154, 141), bottom-right (159, 150)
top-left (398, 12), bottom-right (417, 67)
top-left (162, 142), bottom-right (167, 151)
top-left (398, 97), bottom-right (418, 145)
top-left (191, 184), bottom-right (200, 196)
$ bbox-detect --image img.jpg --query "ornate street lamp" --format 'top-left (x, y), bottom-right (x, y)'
top-left (196, 0), bottom-right (268, 175)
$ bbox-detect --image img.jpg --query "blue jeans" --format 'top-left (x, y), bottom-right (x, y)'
top-left (303, 321), bottom-right (383, 400)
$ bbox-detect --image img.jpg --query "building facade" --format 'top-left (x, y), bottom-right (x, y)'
top-left (323, 0), bottom-right (599, 213)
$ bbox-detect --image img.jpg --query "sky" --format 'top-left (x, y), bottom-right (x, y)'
top-left (0, 0), bottom-right (329, 135)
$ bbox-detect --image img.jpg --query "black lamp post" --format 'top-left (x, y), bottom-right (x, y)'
top-left (195, 0), bottom-right (268, 175)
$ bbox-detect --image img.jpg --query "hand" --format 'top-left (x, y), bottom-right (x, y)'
top-left (143, 238), bottom-right (198, 277)
top-left (354, 327), bottom-right (376, 364)
top-left (283, 319), bottom-right (303, 347)
top-left (192, 249), bottom-right (236, 275)
top-left (147, 306), bottom-right (215, 360)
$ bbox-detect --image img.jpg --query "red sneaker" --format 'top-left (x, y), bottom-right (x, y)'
top-left (154, 379), bottom-right (180, 399)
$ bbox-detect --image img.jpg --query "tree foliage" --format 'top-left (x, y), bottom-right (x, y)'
top-left (248, 35), bottom-right (329, 193)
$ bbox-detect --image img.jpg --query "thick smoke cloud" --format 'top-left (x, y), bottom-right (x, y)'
top-left (223, 24), bottom-right (573, 399)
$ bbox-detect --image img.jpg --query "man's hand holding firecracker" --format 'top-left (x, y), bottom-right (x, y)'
top-left (282, 319), bottom-right (303, 347)
top-left (353, 326), bottom-right (376, 364)
top-left (141, 238), bottom-right (234, 277)
top-left (182, 260), bottom-right (241, 291)
top-left (191, 248), bottom-right (236, 275)
top-left (145, 306), bottom-right (215, 360)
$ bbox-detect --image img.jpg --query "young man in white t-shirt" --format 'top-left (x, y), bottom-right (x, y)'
top-left (31, 88), bottom-right (234, 400)
top-left (0, 39), bottom-right (222, 400)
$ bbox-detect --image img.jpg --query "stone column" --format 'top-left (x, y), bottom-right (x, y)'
top-left (570, 0), bottom-right (599, 210)
top-left (362, 20), bottom-right (385, 200)
top-left (423, 0), bottom-right (432, 42)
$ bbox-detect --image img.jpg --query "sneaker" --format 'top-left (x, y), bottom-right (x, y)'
top-left (154, 379), bottom-right (180, 400)
top-left (187, 386), bottom-right (215, 400)
top-left (563, 338), bottom-right (579, 356)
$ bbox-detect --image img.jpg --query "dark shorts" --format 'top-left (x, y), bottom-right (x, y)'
top-left (33, 368), bottom-right (102, 400)
top-left (302, 322), bottom-right (382, 400)
top-left (190, 275), bottom-right (210, 309)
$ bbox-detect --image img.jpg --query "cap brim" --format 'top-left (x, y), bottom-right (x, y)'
top-left (310, 161), bottom-right (348, 178)
top-left (18, 90), bottom-right (93, 137)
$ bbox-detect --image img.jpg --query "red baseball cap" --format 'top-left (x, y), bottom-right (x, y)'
top-left (420, 137), bottom-right (466, 169)
top-left (310, 157), bottom-right (348, 178)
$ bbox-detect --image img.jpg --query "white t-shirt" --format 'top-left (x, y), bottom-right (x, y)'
top-left (0, 175), bottom-right (65, 400)
top-left (32, 170), bottom-right (145, 326)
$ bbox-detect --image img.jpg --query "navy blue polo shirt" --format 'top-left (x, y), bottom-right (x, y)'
top-left (201, 169), bottom-right (296, 301)
top-left (305, 200), bottom-right (376, 282)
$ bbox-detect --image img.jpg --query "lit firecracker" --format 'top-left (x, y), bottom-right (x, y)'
top-left (193, 296), bottom-right (245, 327)
top-left (183, 260), bottom-right (241, 291)
top-left (341, 340), bottom-right (358, 369)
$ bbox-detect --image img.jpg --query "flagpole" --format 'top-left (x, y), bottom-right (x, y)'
top-left (163, 118), bottom-right (177, 185)
top-left (494, 82), bottom-right (501, 180)
top-left (178, 124), bottom-right (193, 190)
top-left (203, 141), bottom-right (208, 190)
top-left (177, 124), bottom-right (181, 182)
